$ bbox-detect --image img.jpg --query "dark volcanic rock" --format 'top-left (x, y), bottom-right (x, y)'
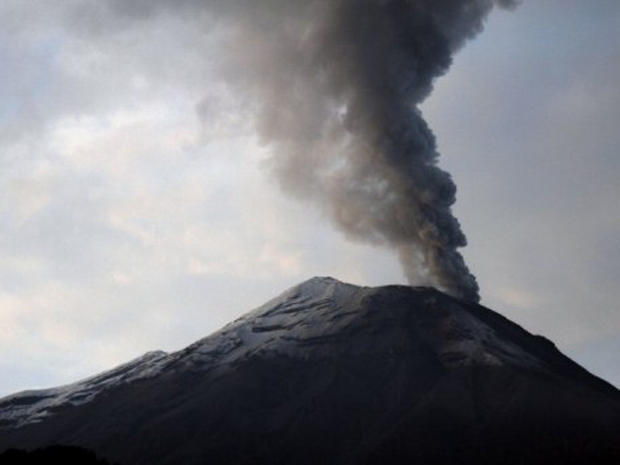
top-left (0, 277), bottom-right (619, 464)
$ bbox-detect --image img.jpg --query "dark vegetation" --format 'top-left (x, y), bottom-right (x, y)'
top-left (0, 446), bottom-right (115, 464)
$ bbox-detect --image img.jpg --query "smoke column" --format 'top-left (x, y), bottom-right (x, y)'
top-left (98, 0), bottom-right (518, 301)
top-left (204, 0), bottom-right (517, 302)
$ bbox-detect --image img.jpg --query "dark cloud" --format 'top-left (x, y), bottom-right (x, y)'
top-left (214, 0), bottom-right (521, 302)
top-left (85, 0), bottom-right (516, 301)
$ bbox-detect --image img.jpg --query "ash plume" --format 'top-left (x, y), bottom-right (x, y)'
top-left (95, 0), bottom-right (519, 301)
top-left (210, 0), bottom-right (519, 302)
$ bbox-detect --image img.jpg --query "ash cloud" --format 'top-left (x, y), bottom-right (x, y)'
top-left (208, 0), bottom-right (519, 302)
top-left (93, 0), bottom-right (519, 301)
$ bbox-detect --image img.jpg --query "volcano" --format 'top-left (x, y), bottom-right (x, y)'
top-left (0, 277), bottom-right (618, 464)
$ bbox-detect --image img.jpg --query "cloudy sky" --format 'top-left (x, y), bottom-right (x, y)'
top-left (1, 0), bottom-right (619, 397)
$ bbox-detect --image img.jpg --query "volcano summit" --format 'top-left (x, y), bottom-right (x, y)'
top-left (0, 277), bottom-right (618, 464)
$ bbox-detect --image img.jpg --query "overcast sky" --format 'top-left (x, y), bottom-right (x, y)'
top-left (0, 0), bottom-right (619, 397)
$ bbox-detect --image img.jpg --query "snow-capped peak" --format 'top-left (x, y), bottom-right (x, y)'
top-left (0, 277), bottom-right (574, 430)
top-left (0, 350), bottom-right (169, 429)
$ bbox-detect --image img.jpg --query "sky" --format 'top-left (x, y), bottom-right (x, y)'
top-left (0, 0), bottom-right (619, 397)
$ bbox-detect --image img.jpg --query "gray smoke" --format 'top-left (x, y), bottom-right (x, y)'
top-left (93, 0), bottom-right (519, 301)
top-left (204, 0), bottom-right (519, 302)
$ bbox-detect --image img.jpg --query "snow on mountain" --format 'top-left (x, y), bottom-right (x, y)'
top-left (0, 351), bottom-right (169, 429)
top-left (171, 276), bottom-right (542, 370)
top-left (0, 277), bottom-right (583, 430)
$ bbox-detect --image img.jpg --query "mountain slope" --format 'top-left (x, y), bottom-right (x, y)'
top-left (0, 277), bottom-right (619, 464)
